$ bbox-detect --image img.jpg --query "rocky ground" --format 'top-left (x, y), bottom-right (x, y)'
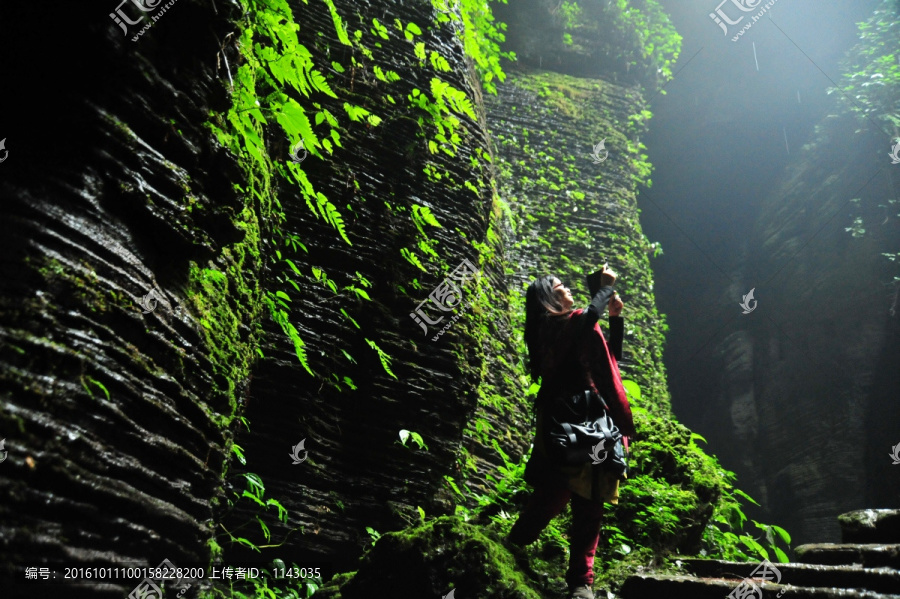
top-left (620, 509), bottom-right (900, 598)
top-left (314, 508), bottom-right (900, 599)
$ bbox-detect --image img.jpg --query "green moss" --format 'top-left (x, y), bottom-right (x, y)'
top-left (550, 0), bottom-right (682, 90)
top-left (440, 54), bottom-right (792, 592)
top-left (326, 516), bottom-right (542, 599)
top-left (601, 414), bottom-right (721, 558)
top-left (34, 256), bottom-right (112, 314)
top-left (488, 69), bottom-right (670, 416)
top-left (185, 206), bottom-right (265, 428)
top-left (206, 537), bottom-right (224, 563)
top-left (592, 546), bottom-right (657, 593)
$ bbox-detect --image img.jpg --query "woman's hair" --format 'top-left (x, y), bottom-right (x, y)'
top-left (524, 275), bottom-right (573, 380)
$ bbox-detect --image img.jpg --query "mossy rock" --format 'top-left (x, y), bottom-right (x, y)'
top-left (838, 509), bottom-right (900, 544)
top-left (320, 516), bottom-right (542, 599)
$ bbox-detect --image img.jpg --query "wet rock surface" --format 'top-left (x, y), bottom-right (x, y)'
top-left (841, 510), bottom-right (900, 544)
top-left (692, 90), bottom-right (900, 545)
top-left (621, 574), bottom-right (897, 599)
top-left (0, 0), bottom-right (517, 594)
top-left (2, 1), bottom-right (894, 598)
top-left (2, 0), bottom-right (592, 594)
top-left (315, 515), bottom-right (543, 599)
top-left (0, 2), bottom-right (249, 596)
top-left (219, 0), bottom-right (522, 575)
top-left (680, 558), bottom-right (900, 594)
top-left (621, 509), bottom-right (900, 599)
top-left (795, 544), bottom-right (900, 570)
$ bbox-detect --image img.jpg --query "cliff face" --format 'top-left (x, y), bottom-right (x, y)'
top-left (223, 0), bottom-right (520, 571)
top-left (0, 2), bottom-right (256, 594)
top-left (485, 70), bottom-right (670, 415)
top-left (0, 0), bottom-right (711, 595)
top-left (696, 101), bottom-right (900, 545)
top-left (0, 0), bottom-right (522, 589)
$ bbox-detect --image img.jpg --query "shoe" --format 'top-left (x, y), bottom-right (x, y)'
top-left (567, 584), bottom-right (594, 599)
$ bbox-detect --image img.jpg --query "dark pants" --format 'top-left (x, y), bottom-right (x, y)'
top-left (507, 485), bottom-right (605, 588)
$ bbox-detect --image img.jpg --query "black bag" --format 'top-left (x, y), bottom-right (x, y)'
top-left (545, 389), bottom-right (627, 477)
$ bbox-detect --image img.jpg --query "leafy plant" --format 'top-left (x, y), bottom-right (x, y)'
top-left (434, 0), bottom-right (516, 95)
top-left (80, 375), bottom-right (110, 401)
top-left (218, 468), bottom-right (292, 553)
top-left (548, 0), bottom-right (681, 91)
top-left (366, 338), bottom-right (398, 379)
top-left (832, 0), bottom-right (900, 133)
top-left (830, 0), bottom-right (900, 295)
top-left (365, 526), bottom-right (382, 546)
top-left (399, 429), bottom-right (429, 450)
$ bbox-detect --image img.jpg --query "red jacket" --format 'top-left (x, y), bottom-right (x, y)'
top-left (524, 299), bottom-right (635, 501)
top-left (536, 307), bottom-right (635, 438)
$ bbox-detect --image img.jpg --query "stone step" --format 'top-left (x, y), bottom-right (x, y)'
top-left (795, 544), bottom-right (900, 569)
top-left (676, 558), bottom-right (900, 594)
top-left (840, 510), bottom-right (900, 544)
top-left (619, 573), bottom-right (900, 599)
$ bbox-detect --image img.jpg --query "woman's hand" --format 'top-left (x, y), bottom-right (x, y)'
top-left (609, 292), bottom-right (624, 317)
top-left (600, 264), bottom-right (617, 287)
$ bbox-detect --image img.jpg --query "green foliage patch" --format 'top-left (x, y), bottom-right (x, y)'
top-left (831, 0), bottom-right (900, 289)
top-left (550, 0), bottom-right (682, 91)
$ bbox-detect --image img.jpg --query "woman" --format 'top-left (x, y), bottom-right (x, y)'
top-left (507, 266), bottom-right (636, 599)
